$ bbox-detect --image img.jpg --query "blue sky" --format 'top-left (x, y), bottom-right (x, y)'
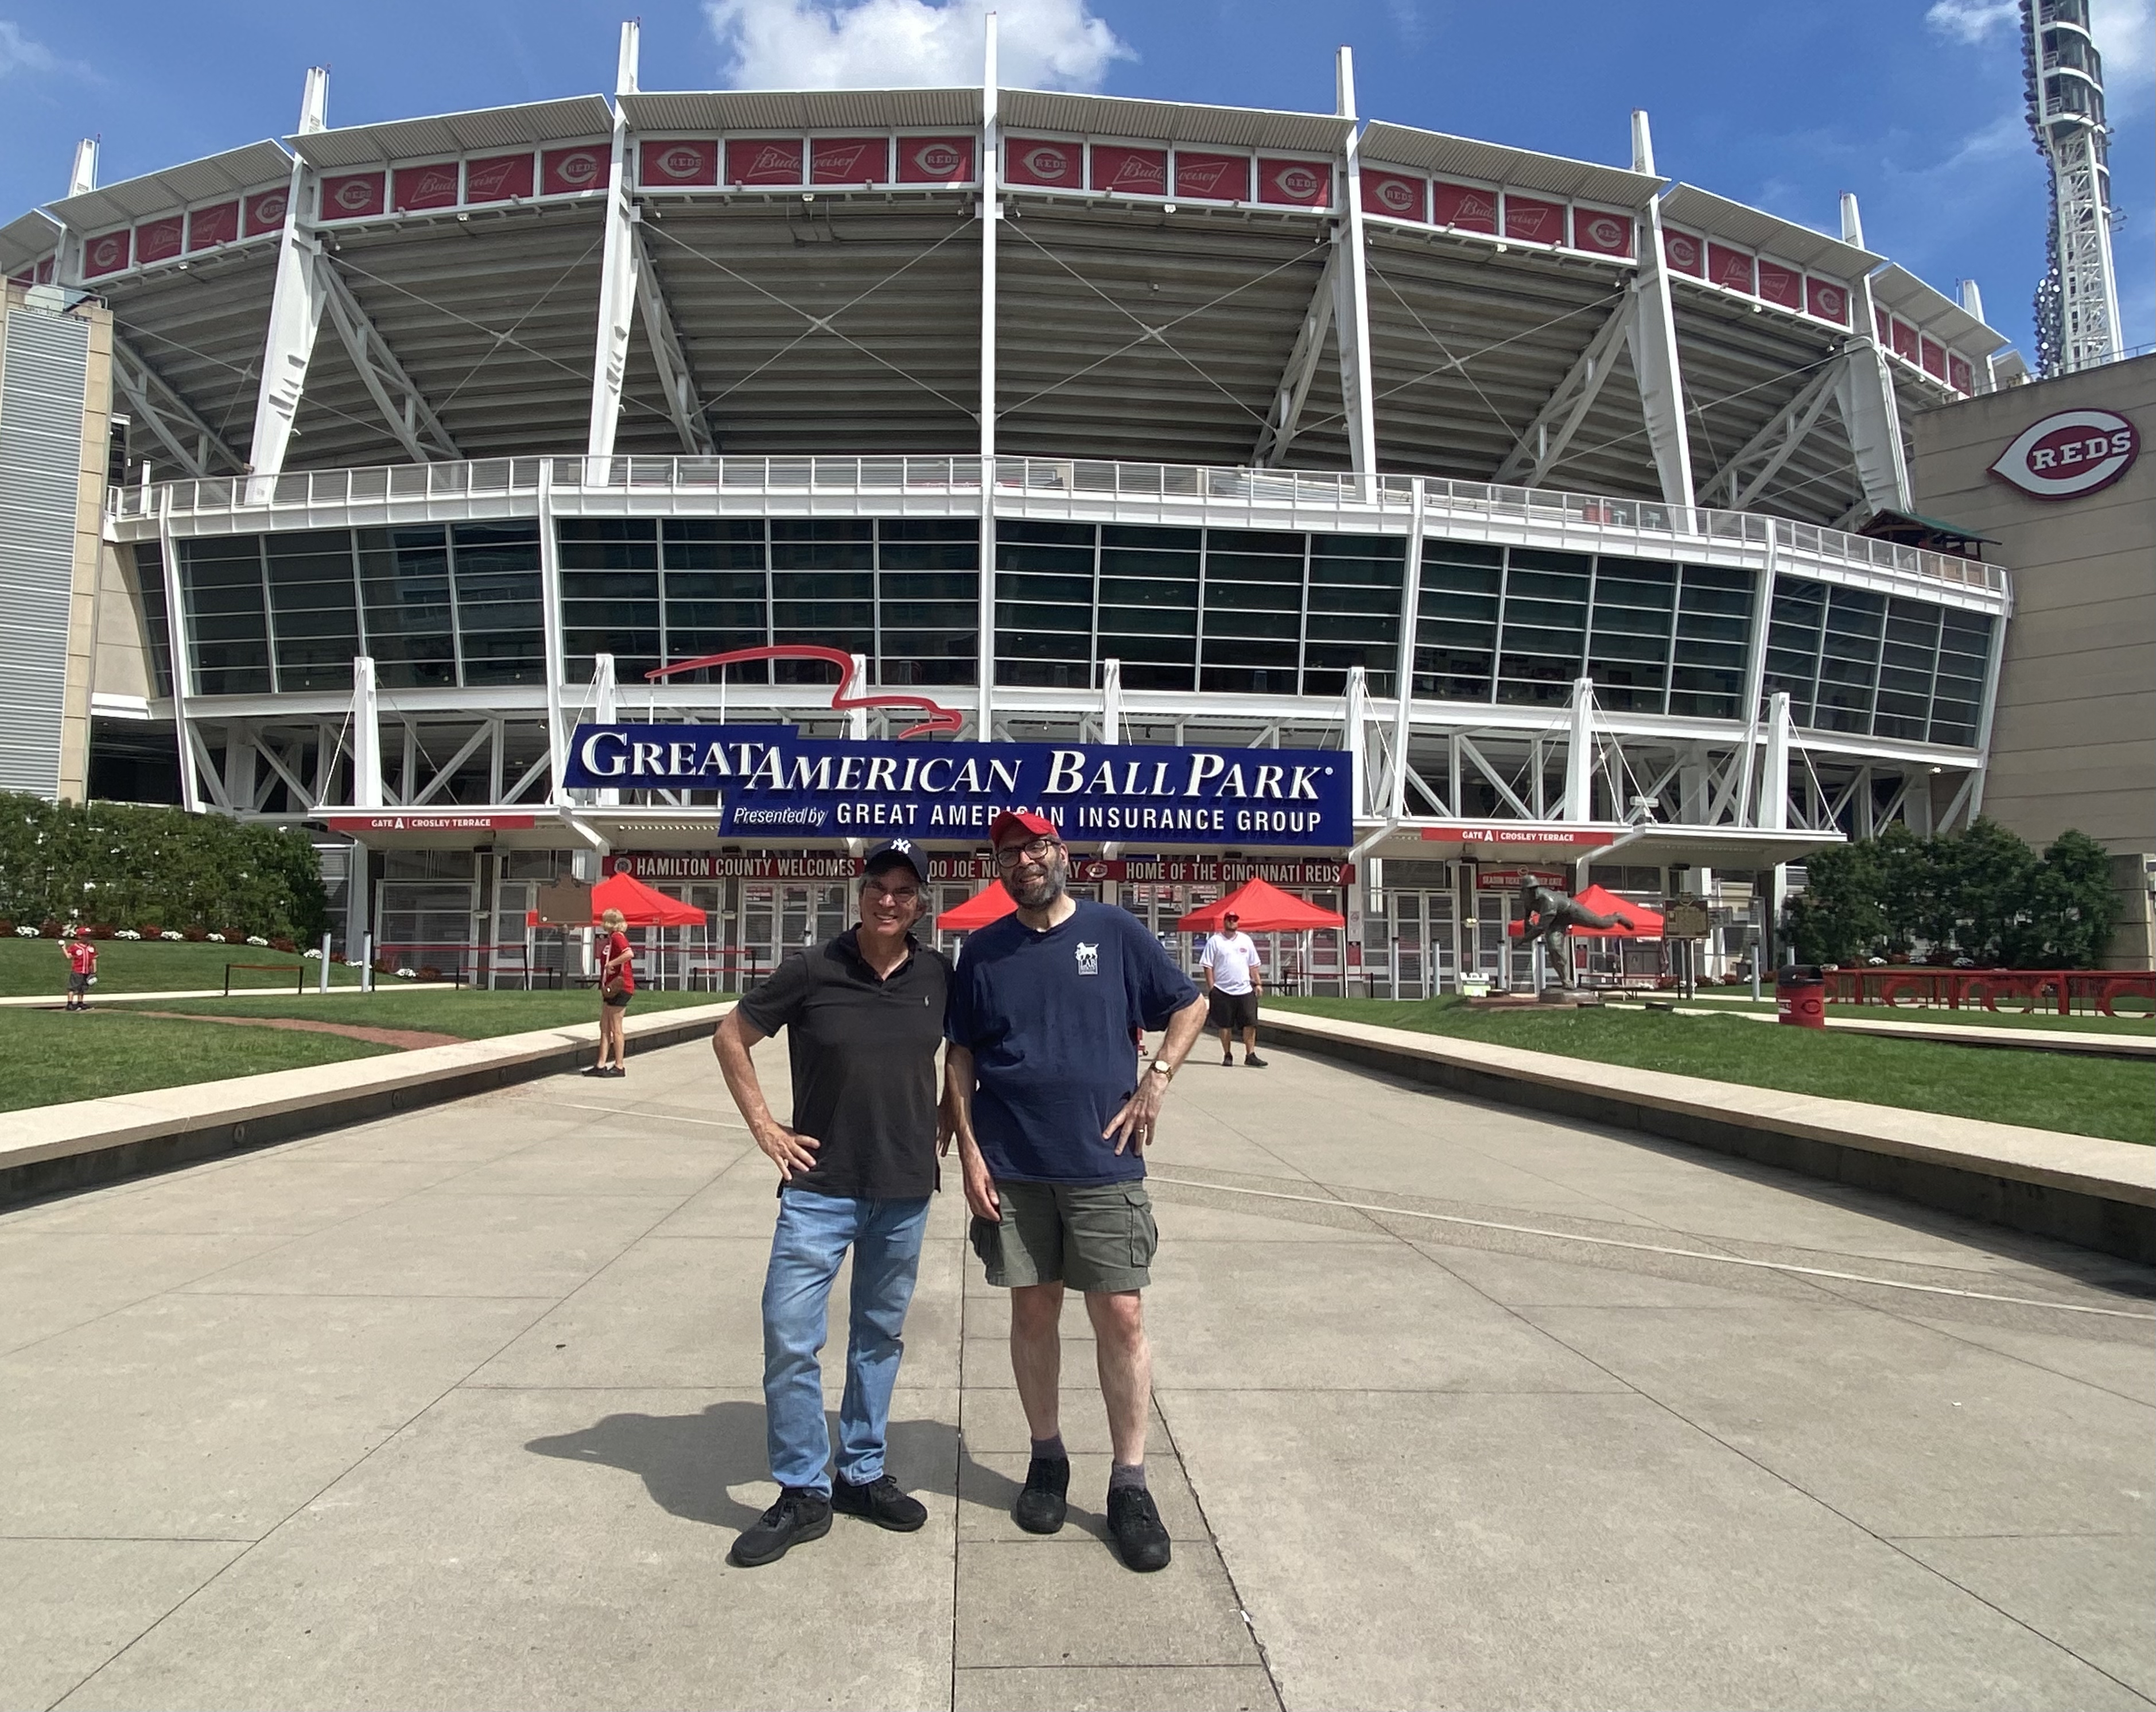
top-left (2, 0), bottom-right (2149, 362)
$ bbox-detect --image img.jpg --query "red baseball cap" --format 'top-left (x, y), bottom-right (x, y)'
top-left (988, 809), bottom-right (1059, 848)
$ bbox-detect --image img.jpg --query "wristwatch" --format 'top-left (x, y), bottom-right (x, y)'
top-left (1146, 1060), bottom-right (1175, 1082)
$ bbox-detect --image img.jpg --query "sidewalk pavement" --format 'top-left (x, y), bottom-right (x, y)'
top-left (3, 1035), bottom-right (2150, 1710)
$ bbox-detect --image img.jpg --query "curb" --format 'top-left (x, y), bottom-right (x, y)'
top-left (1258, 1009), bottom-right (2156, 1264)
top-left (0, 1001), bottom-right (734, 1210)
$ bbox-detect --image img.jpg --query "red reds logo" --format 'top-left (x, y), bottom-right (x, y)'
top-left (1585, 216), bottom-right (1624, 250)
top-left (656, 145), bottom-right (705, 180)
top-left (913, 141), bottom-right (964, 178)
top-left (333, 177), bottom-right (378, 212)
top-left (89, 236), bottom-right (125, 271)
top-left (1988, 410), bottom-right (2139, 500)
top-left (1812, 285), bottom-right (1844, 319)
top-left (1374, 177), bottom-right (1417, 214)
top-left (253, 192), bottom-right (288, 225)
top-left (1664, 232), bottom-right (1699, 270)
top-left (1273, 164), bottom-right (1323, 201)
top-left (1021, 145), bottom-right (1070, 181)
top-left (556, 152), bottom-right (600, 187)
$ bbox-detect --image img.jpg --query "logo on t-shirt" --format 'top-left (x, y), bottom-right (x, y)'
top-left (1076, 942), bottom-right (1099, 976)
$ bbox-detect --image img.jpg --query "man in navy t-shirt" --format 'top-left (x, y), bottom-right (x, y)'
top-left (943, 810), bottom-right (1207, 1573)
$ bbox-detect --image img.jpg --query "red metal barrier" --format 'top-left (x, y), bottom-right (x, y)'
top-left (1824, 967), bottom-right (2156, 1018)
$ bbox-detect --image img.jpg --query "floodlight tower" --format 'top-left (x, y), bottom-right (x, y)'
top-left (2021, 0), bottom-right (2120, 375)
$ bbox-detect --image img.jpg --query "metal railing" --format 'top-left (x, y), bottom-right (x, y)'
top-left (108, 453), bottom-right (2006, 597)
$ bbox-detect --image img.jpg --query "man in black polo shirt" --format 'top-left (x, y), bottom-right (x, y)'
top-left (710, 838), bottom-right (950, 1567)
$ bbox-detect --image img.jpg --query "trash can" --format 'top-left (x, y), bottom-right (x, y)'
top-left (1776, 964), bottom-right (1827, 1028)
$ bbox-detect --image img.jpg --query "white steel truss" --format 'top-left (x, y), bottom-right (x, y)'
top-left (1251, 248), bottom-right (1338, 468)
top-left (1698, 355), bottom-right (1843, 511)
top-left (1492, 294), bottom-right (1630, 488)
top-left (111, 334), bottom-right (246, 478)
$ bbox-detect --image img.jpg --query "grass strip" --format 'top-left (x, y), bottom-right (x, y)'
top-left (2, 1010), bottom-right (393, 1113)
top-left (1268, 996), bottom-right (2155, 1146)
top-left (142, 989), bottom-right (727, 1039)
top-left (0, 938), bottom-right (363, 997)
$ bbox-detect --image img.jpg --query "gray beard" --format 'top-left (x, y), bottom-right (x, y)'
top-left (1009, 864), bottom-right (1069, 910)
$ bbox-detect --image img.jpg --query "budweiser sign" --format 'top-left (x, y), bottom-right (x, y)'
top-left (1988, 409), bottom-right (2139, 500)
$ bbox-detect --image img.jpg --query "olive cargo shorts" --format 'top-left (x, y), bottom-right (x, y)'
top-left (969, 1180), bottom-right (1158, 1294)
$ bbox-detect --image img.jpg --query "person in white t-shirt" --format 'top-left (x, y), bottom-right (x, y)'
top-left (1199, 911), bottom-right (1267, 1068)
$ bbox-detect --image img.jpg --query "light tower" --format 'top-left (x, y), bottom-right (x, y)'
top-left (2021, 0), bottom-right (2121, 375)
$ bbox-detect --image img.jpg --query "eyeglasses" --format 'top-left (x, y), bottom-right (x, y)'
top-left (993, 836), bottom-right (1061, 869)
top-left (863, 883), bottom-right (922, 904)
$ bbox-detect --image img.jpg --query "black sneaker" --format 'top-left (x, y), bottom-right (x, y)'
top-left (580, 1065), bottom-right (611, 1078)
top-left (1221, 1052), bottom-right (1234, 1066)
top-left (728, 1486), bottom-right (832, 1567)
top-left (1012, 1455), bottom-right (1069, 1534)
top-left (1244, 1054), bottom-right (1269, 1068)
top-left (832, 1472), bottom-right (927, 1532)
top-left (1106, 1485), bottom-right (1171, 1572)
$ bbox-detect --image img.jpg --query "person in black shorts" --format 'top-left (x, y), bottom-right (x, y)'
top-left (1199, 910), bottom-right (1267, 1067)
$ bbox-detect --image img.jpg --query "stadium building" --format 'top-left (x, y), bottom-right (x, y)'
top-left (1, 25), bottom-right (2043, 992)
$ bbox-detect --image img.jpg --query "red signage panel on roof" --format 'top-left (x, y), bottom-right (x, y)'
top-left (321, 172), bottom-right (385, 219)
top-left (83, 230), bottom-right (131, 277)
top-left (1091, 144), bottom-right (1166, 195)
top-left (1257, 158), bottom-right (1331, 206)
top-left (1890, 318), bottom-right (1920, 362)
top-left (134, 216), bottom-right (184, 264)
top-left (641, 139), bottom-right (718, 187)
top-left (1502, 193), bottom-right (1565, 245)
top-left (1431, 180), bottom-right (1498, 232)
top-left (1756, 259), bottom-right (1802, 308)
top-left (1572, 208), bottom-right (1633, 257)
top-left (1805, 276), bottom-right (1847, 324)
top-left (465, 152), bottom-right (536, 203)
top-left (1920, 336), bottom-right (1947, 380)
top-left (541, 145), bottom-right (608, 195)
top-left (1662, 227), bottom-right (1704, 275)
top-left (1361, 168), bottom-right (1425, 220)
top-left (1174, 151), bottom-right (1250, 202)
top-left (244, 188), bottom-right (289, 235)
top-left (1705, 242), bottom-right (1754, 293)
top-left (811, 136), bottom-right (887, 183)
top-left (1006, 137), bottom-right (1081, 187)
top-left (1948, 352), bottom-right (1975, 393)
top-left (728, 138), bottom-right (804, 185)
top-left (896, 135), bottom-right (974, 183)
top-left (187, 201), bottom-right (239, 250)
top-left (393, 163), bottom-right (460, 212)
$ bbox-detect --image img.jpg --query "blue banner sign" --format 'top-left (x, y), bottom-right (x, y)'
top-left (563, 725), bottom-right (1353, 848)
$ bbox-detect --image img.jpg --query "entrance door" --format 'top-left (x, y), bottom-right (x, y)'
top-left (376, 872), bottom-right (478, 981)
top-left (740, 882), bottom-right (850, 983)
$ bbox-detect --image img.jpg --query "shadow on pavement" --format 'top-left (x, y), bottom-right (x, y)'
top-left (526, 1402), bottom-right (976, 1531)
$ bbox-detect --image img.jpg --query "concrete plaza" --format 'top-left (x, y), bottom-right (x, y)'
top-left (3, 1033), bottom-right (2151, 1711)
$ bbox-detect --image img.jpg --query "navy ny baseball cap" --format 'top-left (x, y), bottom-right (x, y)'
top-left (863, 838), bottom-right (927, 883)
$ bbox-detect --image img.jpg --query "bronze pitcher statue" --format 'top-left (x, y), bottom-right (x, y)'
top-left (1515, 881), bottom-right (1637, 989)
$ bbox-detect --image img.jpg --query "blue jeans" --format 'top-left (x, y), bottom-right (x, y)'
top-left (762, 1187), bottom-right (933, 1493)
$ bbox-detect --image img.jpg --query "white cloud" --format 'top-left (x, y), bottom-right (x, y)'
top-left (706, 0), bottom-right (1132, 91)
top-left (0, 18), bottom-right (59, 75)
top-left (1924, 0), bottom-right (2019, 42)
top-left (2090, 0), bottom-right (2154, 111)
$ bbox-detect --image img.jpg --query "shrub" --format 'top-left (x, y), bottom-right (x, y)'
top-left (40, 919), bottom-right (63, 937)
top-left (271, 937), bottom-right (297, 953)
top-left (181, 927), bottom-right (205, 942)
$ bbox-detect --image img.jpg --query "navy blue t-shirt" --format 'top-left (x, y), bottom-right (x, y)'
top-left (945, 899), bottom-right (1200, 1184)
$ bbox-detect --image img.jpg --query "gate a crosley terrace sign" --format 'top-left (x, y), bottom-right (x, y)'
top-left (564, 726), bottom-right (1353, 848)
top-left (1988, 408), bottom-right (2139, 500)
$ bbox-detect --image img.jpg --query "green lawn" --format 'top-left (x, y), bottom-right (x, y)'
top-left (143, 988), bottom-right (728, 1039)
top-left (2, 1010), bottom-right (393, 1113)
top-left (1267, 995), bottom-right (2155, 1146)
top-left (1638, 995), bottom-right (2155, 1034)
top-left (0, 936), bottom-right (363, 996)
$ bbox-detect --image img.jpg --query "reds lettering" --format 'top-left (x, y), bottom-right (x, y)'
top-left (1989, 409), bottom-right (2141, 500)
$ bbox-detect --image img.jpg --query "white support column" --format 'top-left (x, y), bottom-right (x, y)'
top-left (1332, 47), bottom-right (1378, 486)
top-left (1834, 193), bottom-right (1911, 522)
top-left (847, 653), bottom-right (871, 739)
top-left (1733, 522), bottom-right (1777, 824)
top-left (249, 68), bottom-right (330, 483)
top-left (587, 22), bottom-right (641, 460)
top-left (1562, 676), bottom-right (1596, 822)
top-left (633, 227), bottom-right (715, 455)
top-left (1388, 481), bottom-right (1425, 817)
top-left (350, 655), bottom-right (383, 808)
top-left (155, 494), bottom-right (201, 813)
top-left (1344, 664), bottom-right (1369, 819)
top-left (592, 652), bottom-right (620, 808)
top-left (1101, 656), bottom-right (1124, 746)
top-left (52, 140), bottom-right (98, 284)
top-left (1965, 595), bottom-right (2009, 822)
top-left (1626, 114), bottom-right (1696, 513)
top-left (1758, 690), bottom-right (1792, 833)
top-left (538, 463), bottom-right (569, 801)
top-left (974, 13), bottom-right (1001, 739)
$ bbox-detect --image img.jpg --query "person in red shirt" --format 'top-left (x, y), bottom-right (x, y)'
top-left (62, 930), bottom-right (98, 1011)
top-left (585, 907), bottom-right (635, 1078)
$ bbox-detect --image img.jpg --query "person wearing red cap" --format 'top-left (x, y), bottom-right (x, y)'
top-left (942, 809), bottom-right (1208, 1573)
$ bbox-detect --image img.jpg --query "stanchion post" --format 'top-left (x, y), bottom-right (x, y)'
top-left (362, 932), bottom-right (374, 993)
top-left (319, 931), bottom-right (331, 994)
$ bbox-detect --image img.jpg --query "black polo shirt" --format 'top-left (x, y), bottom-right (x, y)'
top-left (737, 928), bottom-right (950, 1200)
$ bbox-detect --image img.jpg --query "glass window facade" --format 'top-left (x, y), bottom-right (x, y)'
top-left (1761, 576), bottom-right (1990, 745)
top-left (129, 542), bottom-right (174, 699)
top-left (161, 521), bottom-right (1993, 751)
top-left (1415, 545), bottom-right (1754, 718)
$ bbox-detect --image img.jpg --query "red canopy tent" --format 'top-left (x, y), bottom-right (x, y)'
top-left (1505, 884), bottom-right (1662, 938)
top-left (590, 871), bottom-right (708, 927)
top-left (936, 883), bottom-right (1019, 930)
top-left (1176, 877), bottom-right (1346, 934)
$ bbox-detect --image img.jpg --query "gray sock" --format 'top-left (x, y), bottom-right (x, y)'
top-left (1031, 1434), bottom-right (1067, 1462)
top-left (1109, 1461), bottom-right (1147, 1494)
